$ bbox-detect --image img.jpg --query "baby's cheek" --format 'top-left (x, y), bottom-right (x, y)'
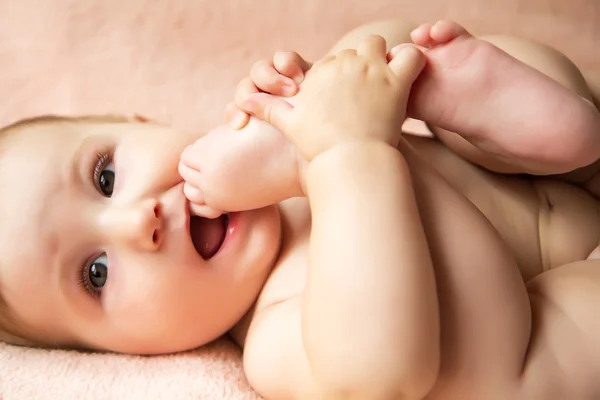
top-left (103, 280), bottom-right (185, 348)
top-left (102, 261), bottom-right (173, 333)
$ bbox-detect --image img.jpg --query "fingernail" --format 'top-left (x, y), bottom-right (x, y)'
top-left (282, 83), bottom-right (296, 96)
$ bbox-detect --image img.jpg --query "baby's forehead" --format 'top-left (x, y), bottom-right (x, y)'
top-left (0, 121), bottom-right (96, 159)
top-left (0, 116), bottom-right (131, 221)
top-left (0, 120), bottom-right (89, 249)
top-left (0, 124), bottom-right (79, 168)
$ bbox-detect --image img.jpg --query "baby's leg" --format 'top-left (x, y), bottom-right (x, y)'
top-left (583, 69), bottom-right (600, 108)
top-left (408, 20), bottom-right (600, 174)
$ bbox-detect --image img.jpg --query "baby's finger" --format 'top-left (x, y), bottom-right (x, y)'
top-left (357, 35), bottom-right (387, 59)
top-left (235, 77), bottom-right (260, 109)
top-left (273, 51), bottom-right (312, 85)
top-left (386, 43), bottom-right (427, 62)
top-left (225, 102), bottom-right (250, 130)
top-left (189, 202), bottom-right (223, 219)
top-left (388, 45), bottom-right (426, 84)
top-left (250, 59), bottom-right (297, 96)
top-left (242, 93), bottom-right (294, 133)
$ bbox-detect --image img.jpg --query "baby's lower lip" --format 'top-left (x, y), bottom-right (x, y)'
top-left (217, 212), bottom-right (239, 255)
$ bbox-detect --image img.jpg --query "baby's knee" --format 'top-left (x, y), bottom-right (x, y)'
top-left (480, 34), bottom-right (593, 100)
top-left (327, 19), bottom-right (417, 55)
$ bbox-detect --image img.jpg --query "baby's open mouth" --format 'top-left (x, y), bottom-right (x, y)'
top-left (189, 214), bottom-right (229, 259)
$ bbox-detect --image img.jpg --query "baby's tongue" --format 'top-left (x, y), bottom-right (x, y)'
top-left (190, 216), bottom-right (226, 259)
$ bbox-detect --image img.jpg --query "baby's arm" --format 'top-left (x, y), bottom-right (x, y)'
top-left (306, 142), bottom-right (439, 398)
top-left (242, 39), bottom-right (439, 399)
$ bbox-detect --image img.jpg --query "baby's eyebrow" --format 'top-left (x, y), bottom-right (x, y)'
top-left (67, 133), bottom-right (112, 190)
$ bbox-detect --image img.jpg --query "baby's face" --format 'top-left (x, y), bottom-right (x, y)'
top-left (0, 119), bottom-right (281, 354)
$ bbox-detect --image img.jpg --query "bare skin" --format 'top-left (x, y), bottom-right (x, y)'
top-left (407, 21), bottom-right (600, 175)
top-left (1, 17), bottom-right (598, 400)
top-left (179, 20), bottom-right (600, 399)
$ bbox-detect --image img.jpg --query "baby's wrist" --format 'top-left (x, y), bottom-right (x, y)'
top-left (310, 140), bottom-right (398, 167)
top-left (306, 140), bottom-right (401, 192)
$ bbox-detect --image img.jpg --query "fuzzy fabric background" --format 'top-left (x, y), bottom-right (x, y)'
top-left (0, 0), bottom-right (598, 399)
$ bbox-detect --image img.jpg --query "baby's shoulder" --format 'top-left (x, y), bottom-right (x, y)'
top-left (261, 197), bottom-right (311, 304)
top-left (232, 200), bottom-right (315, 398)
top-left (229, 198), bottom-right (311, 344)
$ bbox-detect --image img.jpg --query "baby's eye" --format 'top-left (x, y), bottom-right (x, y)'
top-left (82, 253), bottom-right (109, 295)
top-left (95, 160), bottom-right (115, 197)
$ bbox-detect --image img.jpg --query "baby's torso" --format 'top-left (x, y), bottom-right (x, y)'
top-left (243, 135), bottom-right (600, 399)
top-left (263, 136), bottom-right (600, 302)
top-left (406, 136), bottom-right (600, 280)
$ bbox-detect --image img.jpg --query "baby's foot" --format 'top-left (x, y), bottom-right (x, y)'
top-left (408, 20), bottom-right (512, 139)
top-left (406, 20), bottom-right (597, 170)
top-left (179, 116), bottom-right (303, 218)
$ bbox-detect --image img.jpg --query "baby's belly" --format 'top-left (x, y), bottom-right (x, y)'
top-left (398, 138), bottom-right (532, 396)
top-left (406, 136), bottom-right (600, 281)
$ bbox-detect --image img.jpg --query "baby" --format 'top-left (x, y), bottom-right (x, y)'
top-left (1, 19), bottom-right (600, 399)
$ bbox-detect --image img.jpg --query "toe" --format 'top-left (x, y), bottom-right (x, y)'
top-left (430, 20), bottom-right (470, 43)
top-left (184, 182), bottom-right (205, 205)
top-left (189, 203), bottom-right (222, 219)
top-left (178, 160), bottom-right (202, 184)
top-left (410, 23), bottom-right (433, 47)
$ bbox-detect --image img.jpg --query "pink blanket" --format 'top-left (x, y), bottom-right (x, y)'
top-left (0, 339), bottom-right (259, 399)
top-left (0, 0), bottom-right (597, 399)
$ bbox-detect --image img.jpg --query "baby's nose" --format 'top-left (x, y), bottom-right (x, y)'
top-left (104, 199), bottom-right (163, 251)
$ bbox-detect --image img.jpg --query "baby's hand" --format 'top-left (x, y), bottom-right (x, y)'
top-left (226, 51), bottom-right (312, 130)
top-left (240, 36), bottom-right (426, 161)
